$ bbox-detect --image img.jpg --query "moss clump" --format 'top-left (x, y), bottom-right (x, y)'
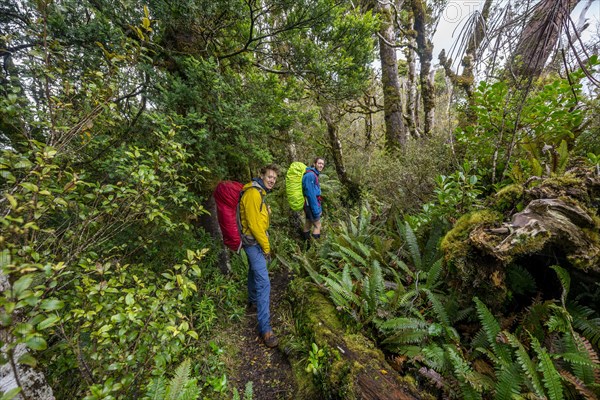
top-left (440, 209), bottom-right (503, 271)
top-left (494, 183), bottom-right (524, 212)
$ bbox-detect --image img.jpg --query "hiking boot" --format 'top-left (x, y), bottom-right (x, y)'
top-left (262, 331), bottom-right (279, 348)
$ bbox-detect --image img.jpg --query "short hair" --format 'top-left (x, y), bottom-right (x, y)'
top-left (260, 163), bottom-right (280, 175)
top-left (313, 157), bottom-right (325, 165)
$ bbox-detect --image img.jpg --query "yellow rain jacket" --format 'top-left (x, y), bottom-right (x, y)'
top-left (239, 181), bottom-right (271, 254)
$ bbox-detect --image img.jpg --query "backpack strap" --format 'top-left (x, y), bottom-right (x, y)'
top-left (304, 169), bottom-right (319, 185)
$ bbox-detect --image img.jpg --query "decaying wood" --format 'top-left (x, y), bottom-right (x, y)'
top-left (302, 287), bottom-right (432, 400)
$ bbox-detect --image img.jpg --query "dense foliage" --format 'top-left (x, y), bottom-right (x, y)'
top-left (1, 0), bottom-right (599, 399)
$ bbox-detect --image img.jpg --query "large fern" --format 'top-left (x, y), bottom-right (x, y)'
top-left (568, 302), bottom-right (600, 348)
top-left (473, 297), bottom-right (512, 365)
top-left (530, 335), bottom-right (564, 400)
top-left (504, 331), bottom-right (545, 397)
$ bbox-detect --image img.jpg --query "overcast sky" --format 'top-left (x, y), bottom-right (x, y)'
top-left (432, 0), bottom-right (600, 61)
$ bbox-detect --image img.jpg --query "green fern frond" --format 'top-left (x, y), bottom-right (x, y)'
top-left (445, 345), bottom-right (485, 399)
top-left (424, 288), bottom-right (450, 326)
top-left (422, 220), bottom-right (445, 268)
top-left (403, 221), bottom-right (422, 270)
top-left (369, 260), bottom-right (385, 307)
top-left (566, 332), bottom-right (600, 384)
top-left (354, 240), bottom-right (373, 259)
top-left (474, 297), bottom-right (512, 364)
top-left (494, 363), bottom-right (523, 400)
top-left (244, 381), bottom-right (253, 400)
top-left (425, 258), bottom-right (443, 289)
top-left (296, 254), bottom-right (323, 285)
top-left (568, 302), bottom-right (600, 348)
top-left (558, 370), bottom-right (597, 400)
top-left (382, 329), bottom-right (430, 346)
top-left (336, 244), bottom-right (368, 268)
top-left (377, 316), bottom-right (429, 332)
top-left (421, 344), bottom-right (448, 372)
top-left (145, 376), bottom-right (168, 400)
top-left (166, 359), bottom-right (192, 400)
top-left (506, 264), bottom-right (537, 295)
top-left (387, 252), bottom-right (415, 277)
top-left (504, 331), bottom-right (545, 396)
top-left (177, 379), bottom-right (200, 400)
top-left (530, 335), bottom-right (564, 400)
top-left (550, 265), bottom-right (570, 307)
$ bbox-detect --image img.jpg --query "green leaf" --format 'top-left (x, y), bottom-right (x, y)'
top-left (39, 299), bottom-right (64, 311)
top-left (19, 182), bottom-right (38, 193)
top-left (25, 336), bottom-right (47, 351)
top-left (18, 352), bottom-right (37, 367)
top-left (12, 275), bottom-right (33, 297)
top-left (0, 387), bottom-right (22, 400)
top-left (37, 315), bottom-right (60, 330)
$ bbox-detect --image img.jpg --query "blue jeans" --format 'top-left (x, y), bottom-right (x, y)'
top-left (244, 244), bottom-right (271, 335)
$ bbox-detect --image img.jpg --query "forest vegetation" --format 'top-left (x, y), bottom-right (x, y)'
top-left (1, 0), bottom-right (599, 399)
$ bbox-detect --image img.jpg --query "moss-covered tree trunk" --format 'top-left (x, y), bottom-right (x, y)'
top-left (320, 102), bottom-right (360, 201)
top-left (291, 286), bottom-right (433, 399)
top-left (411, 0), bottom-right (435, 137)
top-left (376, 1), bottom-right (407, 150)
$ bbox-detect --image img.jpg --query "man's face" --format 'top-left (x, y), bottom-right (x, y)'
top-left (315, 159), bottom-right (325, 172)
top-left (261, 169), bottom-right (278, 190)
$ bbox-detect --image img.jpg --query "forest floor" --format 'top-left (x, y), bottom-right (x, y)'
top-left (228, 266), bottom-right (298, 399)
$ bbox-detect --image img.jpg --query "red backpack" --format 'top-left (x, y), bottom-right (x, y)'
top-left (213, 181), bottom-right (266, 252)
top-left (213, 181), bottom-right (244, 252)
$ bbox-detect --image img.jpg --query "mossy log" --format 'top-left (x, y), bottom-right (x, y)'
top-left (441, 172), bottom-right (600, 307)
top-left (296, 286), bottom-right (432, 400)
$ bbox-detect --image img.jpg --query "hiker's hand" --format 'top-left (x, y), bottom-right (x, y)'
top-left (265, 253), bottom-right (272, 263)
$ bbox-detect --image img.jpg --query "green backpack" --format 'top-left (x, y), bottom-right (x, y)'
top-left (286, 161), bottom-right (307, 211)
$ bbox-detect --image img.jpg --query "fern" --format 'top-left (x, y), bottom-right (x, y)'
top-left (530, 335), bottom-right (563, 400)
top-left (425, 258), bottom-right (443, 289)
top-left (558, 370), bottom-right (597, 400)
top-left (166, 359), bottom-right (192, 400)
top-left (402, 221), bottom-right (422, 270)
top-left (504, 331), bottom-right (545, 397)
top-left (424, 288), bottom-right (450, 327)
top-left (145, 376), bottom-right (167, 400)
top-left (568, 302), bottom-right (600, 347)
top-left (494, 363), bottom-right (522, 400)
top-left (243, 381), bottom-right (253, 400)
top-left (474, 297), bottom-right (512, 364)
top-left (445, 345), bottom-right (485, 399)
top-left (368, 260), bottom-right (385, 311)
top-left (562, 332), bottom-right (600, 385)
top-left (550, 265), bottom-right (570, 307)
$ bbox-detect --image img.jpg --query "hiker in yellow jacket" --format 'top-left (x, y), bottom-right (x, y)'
top-left (239, 164), bottom-right (280, 348)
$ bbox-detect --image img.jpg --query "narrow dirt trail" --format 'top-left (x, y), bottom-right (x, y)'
top-left (229, 267), bottom-right (297, 399)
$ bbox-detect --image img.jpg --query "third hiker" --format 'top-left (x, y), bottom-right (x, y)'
top-left (302, 157), bottom-right (325, 242)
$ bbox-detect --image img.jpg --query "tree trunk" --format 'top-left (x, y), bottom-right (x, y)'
top-left (462, 0), bottom-right (494, 99)
top-left (319, 102), bottom-right (360, 202)
top-left (411, 0), bottom-right (435, 136)
top-left (405, 17), bottom-right (419, 138)
top-left (376, 1), bottom-right (407, 150)
top-left (509, 0), bottom-right (580, 81)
